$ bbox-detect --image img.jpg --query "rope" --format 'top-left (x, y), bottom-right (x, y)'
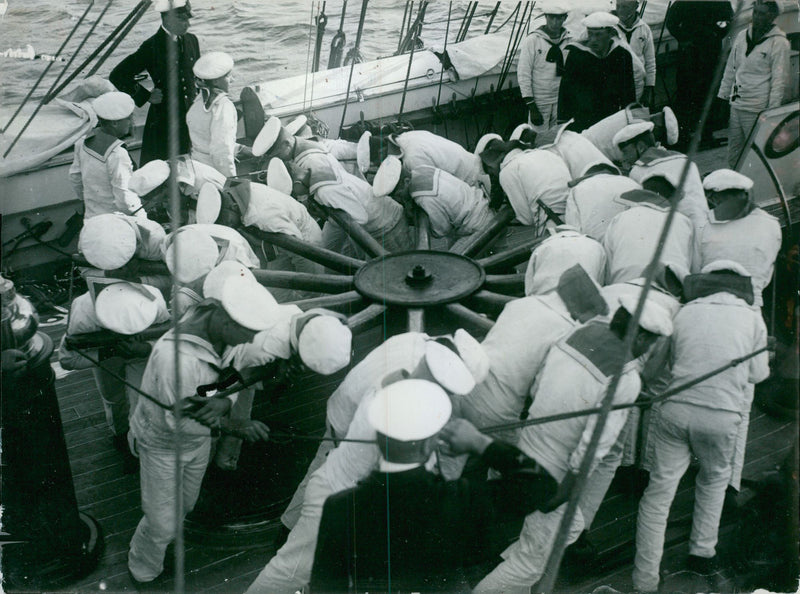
top-left (302, 1), bottom-right (316, 112)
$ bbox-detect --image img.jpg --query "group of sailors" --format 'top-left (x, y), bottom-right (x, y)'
top-left (56, 0), bottom-right (790, 591)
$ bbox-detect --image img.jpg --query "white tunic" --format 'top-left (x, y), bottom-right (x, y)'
top-left (186, 92), bottom-right (239, 178)
top-left (603, 202), bottom-right (694, 284)
top-left (70, 133), bottom-right (143, 219)
top-left (517, 27), bottom-right (571, 107)
top-left (669, 292), bottom-right (769, 413)
top-left (524, 228), bottom-right (606, 295)
top-left (499, 148), bottom-right (571, 224)
top-left (693, 207), bottom-right (782, 307)
top-left (243, 182), bottom-right (322, 244)
top-left (409, 166), bottom-right (492, 239)
top-left (393, 130), bottom-right (486, 188)
top-left (564, 173), bottom-right (640, 240)
top-left (543, 130), bottom-right (613, 180)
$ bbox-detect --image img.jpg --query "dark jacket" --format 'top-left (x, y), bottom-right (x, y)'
top-left (558, 40), bottom-right (636, 132)
top-left (110, 28), bottom-right (200, 164)
top-left (310, 442), bottom-right (558, 593)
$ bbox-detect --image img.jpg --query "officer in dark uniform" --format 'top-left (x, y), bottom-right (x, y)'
top-left (666, 0), bottom-right (734, 147)
top-left (110, 0), bottom-right (199, 164)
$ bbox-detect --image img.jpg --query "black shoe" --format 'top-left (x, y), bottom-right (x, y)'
top-left (127, 568), bottom-right (164, 591)
top-left (686, 554), bottom-right (719, 575)
top-left (563, 530), bottom-right (599, 572)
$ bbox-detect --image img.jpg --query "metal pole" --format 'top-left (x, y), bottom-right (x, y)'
top-left (47, 0), bottom-right (148, 101)
top-left (397, 20), bottom-right (419, 119)
top-left (435, 2), bottom-right (453, 109)
top-left (1, 1), bottom-right (94, 135)
top-left (86, 0), bottom-right (151, 76)
top-left (338, 0), bottom-right (369, 133)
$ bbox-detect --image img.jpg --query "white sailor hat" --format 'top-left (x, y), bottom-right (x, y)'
top-left (284, 115), bottom-right (307, 136)
top-left (221, 274), bottom-right (281, 331)
top-left (165, 227), bottom-right (220, 284)
top-left (357, 131), bottom-right (372, 173)
top-left (203, 260), bottom-right (255, 301)
top-left (154, 0), bottom-right (190, 12)
top-left (453, 329), bottom-right (490, 384)
top-left (193, 51), bottom-right (234, 80)
top-left (582, 11), bottom-right (619, 28)
top-left (662, 106), bottom-right (679, 146)
top-left (367, 379), bottom-right (452, 441)
top-left (612, 120), bottom-right (655, 147)
top-left (702, 169), bottom-right (753, 192)
top-left (618, 294), bottom-right (673, 336)
top-left (252, 116), bottom-right (283, 157)
top-left (129, 159), bottom-right (170, 197)
top-left (474, 133), bottom-right (503, 155)
top-left (196, 183), bottom-right (222, 224)
top-left (424, 340), bottom-right (476, 395)
top-left (540, 0), bottom-right (569, 15)
top-left (79, 214), bottom-right (137, 270)
top-left (267, 158), bottom-right (293, 195)
top-left (95, 282), bottom-right (163, 335)
top-left (373, 155), bottom-right (402, 197)
top-left (510, 123), bottom-right (535, 142)
top-left (297, 124), bottom-right (314, 138)
top-left (290, 309), bottom-right (353, 375)
top-left (91, 91), bottom-right (135, 121)
top-left (701, 259), bottom-right (751, 277)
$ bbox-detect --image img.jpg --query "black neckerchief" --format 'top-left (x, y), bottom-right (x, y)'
top-left (544, 37), bottom-right (566, 76)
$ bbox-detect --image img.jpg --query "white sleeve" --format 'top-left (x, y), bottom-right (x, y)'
top-left (748, 316), bottom-right (770, 384)
top-left (69, 146), bottom-right (84, 201)
top-left (210, 100), bottom-right (238, 178)
top-left (718, 35), bottom-right (739, 100)
top-left (517, 36), bottom-right (536, 100)
top-left (107, 148), bottom-right (144, 216)
top-left (643, 25), bottom-right (657, 87)
top-left (768, 36), bottom-right (790, 109)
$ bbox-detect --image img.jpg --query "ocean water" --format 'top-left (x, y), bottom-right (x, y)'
top-left (0, 0), bottom-right (677, 106)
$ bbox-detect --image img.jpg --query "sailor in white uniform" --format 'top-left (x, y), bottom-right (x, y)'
top-left (253, 117), bottom-right (412, 257)
top-left (615, 120), bottom-right (709, 229)
top-left (475, 297), bottom-right (673, 593)
top-left (633, 261), bottom-right (769, 593)
top-left (186, 52), bottom-right (250, 177)
top-left (693, 169), bottom-right (781, 491)
top-left (524, 225), bottom-right (607, 295)
top-left (69, 91), bottom-right (144, 220)
top-left (564, 162), bottom-right (641, 240)
top-left (602, 188), bottom-right (694, 284)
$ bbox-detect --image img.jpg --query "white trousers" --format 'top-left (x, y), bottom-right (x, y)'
top-left (632, 401), bottom-right (740, 592)
top-left (93, 357), bottom-right (146, 437)
top-left (473, 503), bottom-right (585, 593)
top-left (726, 107), bottom-right (759, 168)
top-left (128, 438), bottom-right (211, 582)
top-left (729, 382), bottom-right (754, 491)
top-left (279, 425), bottom-right (335, 530)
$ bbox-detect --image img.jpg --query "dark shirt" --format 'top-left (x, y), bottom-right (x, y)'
top-left (558, 43), bottom-right (636, 132)
top-left (110, 28), bottom-right (200, 164)
top-left (310, 441), bottom-right (558, 593)
top-left (666, 0), bottom-right (734, 47)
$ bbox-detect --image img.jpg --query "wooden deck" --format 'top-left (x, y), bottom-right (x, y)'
top-left (28, 307), bottom-right (797, 594)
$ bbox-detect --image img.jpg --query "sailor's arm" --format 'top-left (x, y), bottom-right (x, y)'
top-left (517, 37), bottom-right (536, 104)
top-left (717, 34), bottom-right (740, 101)
top-left (69, 147), bottom-right (84, 202)
top-left (767, 36), bottom-right (791, 109)
top-left (109, 44), bottom-right (157, 107)
top-left (210, 100), bottom-right (239, 178)
top-left (107, 147), bottom-right (145, 217)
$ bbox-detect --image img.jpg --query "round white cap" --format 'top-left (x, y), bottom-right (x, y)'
top-left (285, 115), bottom-right (307, 136)
top-left (474, 133), bottom-right (503, 155)
top-left (79, 214), bottom-right (136, 270)
top-left (510, 123), bottom-right (534, 142)
top-left (700, 259), bottom-right (751, 277)
top-left (372, 155), bottom-right (402, 197)
top-left (296, 315), bottom-right (353, 375)
top-left (357, 131), bottom-right (372, 173)
top-left (221, 274), bottom-right (281, 331)
top-left (193, 51), bottom-right (234, 80)
top-left (95, 282), bottom-right (162, 335)
top-left (425, 340), bottom-right (476, 395)
top-left (540, 0), bottom-right (569, 14)
top-left (92, 91), bottom-right (135, 121)
top-left (618, 294), bottom-right (673, 336)
top-left (165, 228), bottom-right (219, 284)
top-left (662, 106), bottom-right (679, 146)
top-left (267, 158), bottom-right (293, 195)
top-left (612, 120), bottom-right (655, 147)
top-left (367, 379), bottom-right (452, 441)
top-left (702, 169), bottom-right (753, 192)
top-left (252, 116), bottom-right (282, 157)
top-left (129, 160), bottom-right (170, 197)
top-left (154, 0), bottom-right (188, 12)
top-left (202, 260), bottom-right (255, 301)
top-left (582, 11), bottom-right (619, 28)
top-left (195, 183), bottom-right (222, 224)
